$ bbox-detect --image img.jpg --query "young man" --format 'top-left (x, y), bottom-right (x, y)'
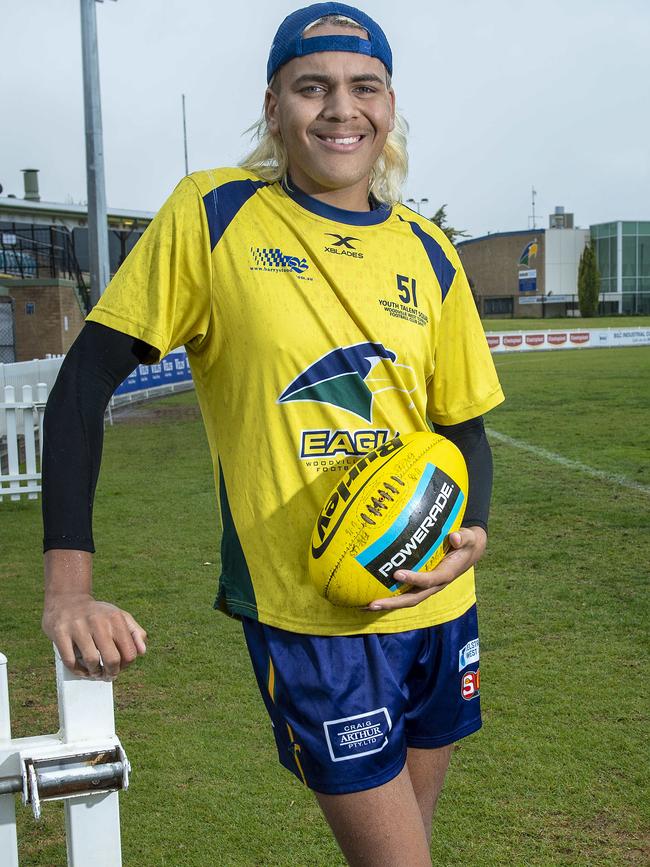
top-left (42, 4), bottom-right (504, 864)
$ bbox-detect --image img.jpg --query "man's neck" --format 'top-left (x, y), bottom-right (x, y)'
top-left (287, 174), bottom-right (372, 212)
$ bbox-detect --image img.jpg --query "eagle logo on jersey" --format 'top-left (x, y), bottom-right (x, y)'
top-left (278, 342), bottom-right (417, 422)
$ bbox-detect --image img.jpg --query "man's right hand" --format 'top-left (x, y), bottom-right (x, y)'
top-left (43, 550), bottom-right (147, 680)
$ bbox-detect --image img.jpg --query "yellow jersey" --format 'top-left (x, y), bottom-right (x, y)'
top-left (87, 168), bottom-right (504, 635)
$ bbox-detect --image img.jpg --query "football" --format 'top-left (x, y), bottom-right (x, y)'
top-left (309, 432), bottom-right (468, 607)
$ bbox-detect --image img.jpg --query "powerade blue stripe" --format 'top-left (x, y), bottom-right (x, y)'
top-left (203, 179), bottom-right (268, 251)
top-left (398, 214), bottom-right (456, 300)
top-left (410, 490), bottom-right (465, 574)
top-left (356, 464), bottom-right (437, 567)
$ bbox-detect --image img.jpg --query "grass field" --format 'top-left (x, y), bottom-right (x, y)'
top-left (482, 315), bottom-right (650, 331)
top-left (2, 347), bottom-right (649, 865)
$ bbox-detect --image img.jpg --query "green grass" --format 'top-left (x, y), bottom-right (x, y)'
top-left (2, 349), bottom-right (649, 865)
top-left (483, 315), bottom-right (650, 331)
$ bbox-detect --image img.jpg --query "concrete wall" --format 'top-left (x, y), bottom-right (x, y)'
top-left (0, 279), bottom-right (85, 361)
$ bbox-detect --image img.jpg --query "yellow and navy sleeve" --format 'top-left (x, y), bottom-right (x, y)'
top-left (425, 233), bottom-right (504, 425)
top-left (87, 176), bottom-right (213, 359)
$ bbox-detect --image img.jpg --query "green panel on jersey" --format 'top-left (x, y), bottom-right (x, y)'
top-left (281, 372), bottom-right (372, 422)
top-left (214, 466), bottom-right (258, 620)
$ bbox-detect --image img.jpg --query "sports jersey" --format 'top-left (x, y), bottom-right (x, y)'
top-left (87, 168), bottom-right (504, 635)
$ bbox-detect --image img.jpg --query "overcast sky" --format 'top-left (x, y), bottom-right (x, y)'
top-left (2, 0), bottom-right (648, 237)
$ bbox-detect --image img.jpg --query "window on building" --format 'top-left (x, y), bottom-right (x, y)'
top-left (484, 297), bottom-right (513, 316)
top-left (622, 237), bottom-right (637, 277)
top-left (639, 235), bottom-right (650, 277)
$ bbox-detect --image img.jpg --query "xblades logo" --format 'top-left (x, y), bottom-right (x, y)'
top-left (324, 234), bottom-right (364, 260)
top-left (326, 234), bottom-right (359, 249)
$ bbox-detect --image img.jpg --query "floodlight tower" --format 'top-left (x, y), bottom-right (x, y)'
top-left (530, 186), bottom-right (537, 229)
top-left (80, 0), bottom-right (115, 306)
top-left (406, 197), bottom-right (429, 215)
top-left (182, 94), bottom-right (189, 176)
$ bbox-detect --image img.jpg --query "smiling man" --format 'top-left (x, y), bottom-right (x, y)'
top-left (41, 4), bottom-right (504, 865)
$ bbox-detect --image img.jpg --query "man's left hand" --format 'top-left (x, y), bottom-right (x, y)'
top-left (366, 526), bottom-right (487, 611)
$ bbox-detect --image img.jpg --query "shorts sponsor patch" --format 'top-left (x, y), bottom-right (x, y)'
top-left (323, 708), bottom-right (392, 763)
top-left (461, 670), bottom-right (480, 701)
top-left (459, 638), bottom-right (480, 671)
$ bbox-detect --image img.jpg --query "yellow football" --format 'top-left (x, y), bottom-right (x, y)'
top-left (309, 432), bottom-right (468, 607)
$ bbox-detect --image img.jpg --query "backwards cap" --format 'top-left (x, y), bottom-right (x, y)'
top-left (267, 3), bottom-right (393, 83)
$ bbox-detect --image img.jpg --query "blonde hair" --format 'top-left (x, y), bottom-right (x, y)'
top-left (239, 15), bottom-right (409, 205)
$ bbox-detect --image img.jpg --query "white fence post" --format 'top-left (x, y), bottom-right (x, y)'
top-left (0, 649), bottom-right (129, 866)
top-left (4, 386), bottom-right (21, 502)
top-left (22, 386), bottom-right (37, 502)
top-left (0, 653), bottom-right (20, 867)
top-left (56, 650), bottom-right (124, 867)
top-left (36, 382), bottom-right (47, 462)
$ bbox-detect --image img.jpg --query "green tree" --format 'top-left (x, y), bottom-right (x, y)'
top-left (429, 204), bottom-right (469, 245)
top-left (577, 243), bottom-right (601, 317)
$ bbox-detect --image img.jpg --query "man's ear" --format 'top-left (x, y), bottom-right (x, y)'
top-left (388, 88), bottom-right (396, 133)
top-left (265, 85), bottom-right (280, 135)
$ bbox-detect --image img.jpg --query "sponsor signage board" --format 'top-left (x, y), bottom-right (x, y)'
top-left (518, 269), bottom-right (537, 293)
top-left (486, 327), bottom-right (650, 354)
top-left (114, 348), bottom-right (192, 396)
top-left (519, 294), bottom-right (574, 304)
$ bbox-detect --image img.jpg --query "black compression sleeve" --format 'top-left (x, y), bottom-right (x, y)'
top-left (432, 416), bottom-right (493, 534)
top-left (42, 322), bottom-right (154, 553)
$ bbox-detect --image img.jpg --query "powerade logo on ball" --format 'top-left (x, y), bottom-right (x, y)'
top-left (355, 463), bottom-right (465, 590)
top-left (323, 708), bottom-right (392, 762)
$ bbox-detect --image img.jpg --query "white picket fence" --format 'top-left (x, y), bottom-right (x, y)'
top-left (0, 383), bottom-right (47, 502)
top-left (0, 357), bottom-right (63, 439)
top-left (0, 648), bottom-right (129, 866)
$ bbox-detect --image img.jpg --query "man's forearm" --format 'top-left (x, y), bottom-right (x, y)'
top-left (44, 549), bottom-right (93, 599)
top-left (433, 416), bottom-right (493, 533)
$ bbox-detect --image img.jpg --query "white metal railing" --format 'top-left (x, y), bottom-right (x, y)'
top-left (0, 384), bottom-right (47, 502)
top-left (0, 649), bottom-right (129, 866)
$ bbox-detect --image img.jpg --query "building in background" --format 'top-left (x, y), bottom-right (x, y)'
top-left (458, 208), bottom-right (649, 318)
top-left (457, 207), bottom-right (590, 318)
top-left (591, 221), bottom-right (650, 314)
top-left (0, 170), bottom-right (153, 361)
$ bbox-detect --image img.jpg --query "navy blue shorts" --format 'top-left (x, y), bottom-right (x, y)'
top-left (242, 605), bottom-right (481, 795)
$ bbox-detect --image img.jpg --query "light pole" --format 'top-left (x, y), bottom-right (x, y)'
top-left (182, 94), bottom-right (189, 176)
top-left (80, 0), bottom-right (115, 306)
top-left (406, 197), bottom-right (429, 215)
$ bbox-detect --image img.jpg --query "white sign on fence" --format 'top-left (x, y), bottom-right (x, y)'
top-left (486, 326), bottom-right (650, 353)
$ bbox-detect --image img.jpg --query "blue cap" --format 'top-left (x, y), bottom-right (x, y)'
top-left (267, 3), bottom-right (393, 84)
